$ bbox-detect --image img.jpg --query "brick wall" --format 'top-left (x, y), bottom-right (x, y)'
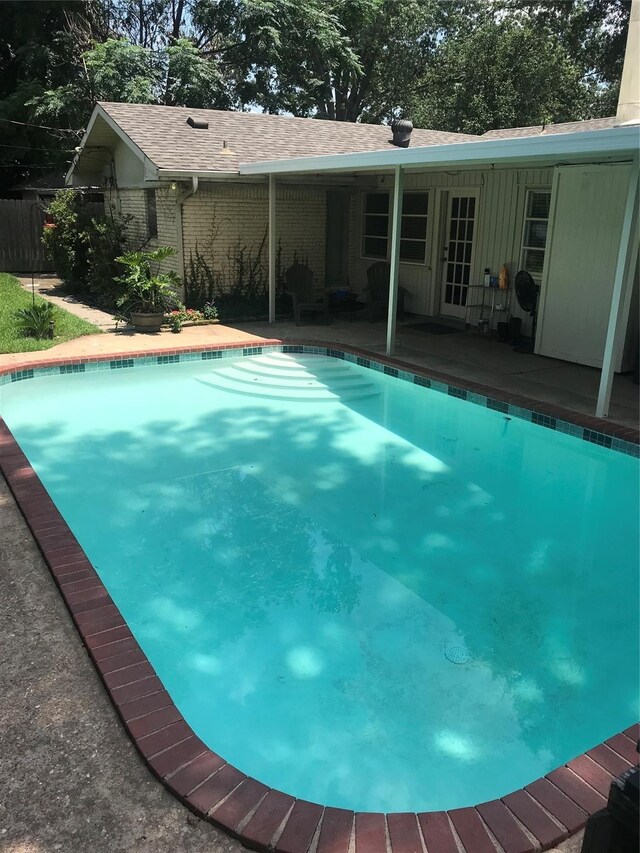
top-left (181, 182), bottom-right (326, 290)
top-left (104, 187), bottom-right (179, 275)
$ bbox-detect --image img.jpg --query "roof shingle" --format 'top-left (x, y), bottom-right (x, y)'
top-left (97, 101), bottom-right (478, 173)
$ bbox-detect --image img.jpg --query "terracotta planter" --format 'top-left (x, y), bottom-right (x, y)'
top-left (131, 311), bottom-right (164, 332)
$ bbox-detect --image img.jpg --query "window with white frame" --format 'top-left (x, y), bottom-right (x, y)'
top-left (520, 189), bottom-right (551, 282)
top-left (362, 191), bottom-right (429, 263)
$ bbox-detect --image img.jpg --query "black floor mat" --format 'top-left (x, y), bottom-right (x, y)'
top-left (405, 321), bottom-right (463, 335)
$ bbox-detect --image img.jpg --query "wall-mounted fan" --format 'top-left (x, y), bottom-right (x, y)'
top-left (513, 270), bottom-right (540, 354)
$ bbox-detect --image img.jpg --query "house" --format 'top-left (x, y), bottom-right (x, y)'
top-left (67, 7), bottom-right (639, 418)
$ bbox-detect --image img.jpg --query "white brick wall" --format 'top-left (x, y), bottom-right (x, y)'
top-left (181, 182), bottom-right (326, 291)
top-left (104, 187), bottom-right (179, 275)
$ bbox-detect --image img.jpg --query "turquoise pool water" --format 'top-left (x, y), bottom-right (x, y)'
top-left (1, 352), bottom-right (638, 812)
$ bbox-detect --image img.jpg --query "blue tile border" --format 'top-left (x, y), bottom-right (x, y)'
top-left (1, 343), bottom-right (638, 458)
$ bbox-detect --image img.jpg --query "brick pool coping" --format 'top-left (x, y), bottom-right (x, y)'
top-left (0, 339), bottom-right (638, 853)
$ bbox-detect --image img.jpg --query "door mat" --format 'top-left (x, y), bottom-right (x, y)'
top-left (405, 322), bottom-right (463, 335)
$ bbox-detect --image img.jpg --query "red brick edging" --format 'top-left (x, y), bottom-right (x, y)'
top-left (0, 339), bottom-right (638, 853)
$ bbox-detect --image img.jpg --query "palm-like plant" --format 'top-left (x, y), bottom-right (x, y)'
top-left (115, 246), bottom-right (180, 315)
top-left (14, 302), bottom-right (55, 339)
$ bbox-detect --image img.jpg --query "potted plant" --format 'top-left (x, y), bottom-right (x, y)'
top-left (115, 246), bottom-right (180, 332)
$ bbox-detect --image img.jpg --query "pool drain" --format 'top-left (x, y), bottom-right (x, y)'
top-left (444, 642), bottom-right (471, 664)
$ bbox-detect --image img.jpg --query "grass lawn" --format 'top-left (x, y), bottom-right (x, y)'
top-left (0, 273), bottom-right (100, 354)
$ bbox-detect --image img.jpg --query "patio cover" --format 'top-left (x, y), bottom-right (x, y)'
top-left (238, 126), bottom-right (640, 419)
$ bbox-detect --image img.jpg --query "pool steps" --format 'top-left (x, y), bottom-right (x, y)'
top-left (201, 353), bottom-right (381, 402)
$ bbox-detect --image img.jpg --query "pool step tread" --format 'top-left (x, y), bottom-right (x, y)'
top-left (212, 366), bottom-right (372, 391)
top-left (199, 372), bottom-right (380, 402)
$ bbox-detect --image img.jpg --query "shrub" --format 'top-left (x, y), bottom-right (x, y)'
top-left (85, 211), bottom-right (132, 308)
top-left (43, 191), bottom-right (131, 309)
top-left (42, 189), bottom-right (92, 290)
top-left (14, 302), bottom-right (55, 339)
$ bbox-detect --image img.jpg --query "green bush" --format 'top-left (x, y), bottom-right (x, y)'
top-left (42, 189), bottom-right (91, 290)
top-left (42, 191), bottom-right (131, 308)
top-left (85, 212), bottom-right (132, 308)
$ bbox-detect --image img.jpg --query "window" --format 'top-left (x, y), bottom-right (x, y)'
top-left (520, 189), bottom-right (551, 282)
top-left (362, 192), bottom-right (389, 259)
top-left (145, 189), bottom-right (158, 237)
top-left (400, 192), bottom-right (429, 263)
top-left (362, 191), bottom-right (429, 263)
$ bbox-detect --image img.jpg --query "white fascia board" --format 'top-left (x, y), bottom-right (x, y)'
top-left (156, 169), bottom-right (241, 180)
top-left (66, 104), bottom-right (158, 186)
top-left (65, 106), bottom-right (102, 186)
top-left (238, 126), bottom-right (640, 176)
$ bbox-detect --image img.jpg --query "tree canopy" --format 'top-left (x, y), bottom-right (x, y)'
top-left (0, 0), bottom-right (631, 192)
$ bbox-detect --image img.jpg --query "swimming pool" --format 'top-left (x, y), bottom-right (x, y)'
top-left (1, 347), bottom-right (638, 817)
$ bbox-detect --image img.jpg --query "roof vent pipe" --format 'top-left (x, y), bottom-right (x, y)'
top-left (390, 119), bottom-right (413, 148)
top-left (187, 116), bottom-right (209, 129)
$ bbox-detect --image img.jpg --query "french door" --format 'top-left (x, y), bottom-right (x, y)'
top-left (440, 190), bottom-right (479, 319)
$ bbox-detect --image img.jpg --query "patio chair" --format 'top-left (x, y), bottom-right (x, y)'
top-left (364, 261), bottom-right (407, 322)
top-left (285, 263), bottom-right (331, 325)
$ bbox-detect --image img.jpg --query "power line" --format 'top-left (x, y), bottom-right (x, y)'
top-left (0, 142), bottom-right (76, 152)
top-left (0, 161), bottom-right (72, 168)
top-left (0, 117), bottom-right (82, 133)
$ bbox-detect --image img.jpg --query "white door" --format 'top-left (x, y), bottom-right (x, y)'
top-left (440, 190), bottom-right (479, 318)
top-left (537, 165), bottom-right (631, 367)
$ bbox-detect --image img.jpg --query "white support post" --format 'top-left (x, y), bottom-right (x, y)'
top-left (386, 165), bottom-right (404, 356)
top-left (596, 157), bottom-right (639, 418)
top-left (268, 174), bottom-right (276, 323)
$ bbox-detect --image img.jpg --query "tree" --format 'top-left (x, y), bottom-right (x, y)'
top-left (410, 13), bottom-right (593, 134)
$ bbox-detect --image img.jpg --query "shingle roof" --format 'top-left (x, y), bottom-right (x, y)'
top-left (97, 101), bottom-right (478, 173)
top-left (481, 116), bottom-right (618, 140)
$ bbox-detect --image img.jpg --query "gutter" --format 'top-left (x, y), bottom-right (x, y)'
top-left (237, 125), bottom-right (640, 177)
top-left (175, 177), bottom-right (199, 285)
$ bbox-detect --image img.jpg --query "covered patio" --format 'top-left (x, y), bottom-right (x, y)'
top-left (243, 124), bottom-right (639, 424)
top-left (236, 315), bottom-right (639, 429)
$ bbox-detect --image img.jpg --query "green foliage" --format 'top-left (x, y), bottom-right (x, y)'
top-left (115, 246), bottom-right (181, 314)
top-left (166, 39), bottom-right (227, 108)
top-left (84, 211), bottom-right (132, 307)
top-left (185, 220), bottom-right (292, 321)
top-left (14, 302), bottom-right (55, 339)
top-left (42, 190), bottom-right (130, 308)
top-left (0, 0), bottom-right (632, 194)
top-left (411, 12), bottom-right (592, 134)
top-left (0, 273), bottom-right (100, 354)
top-left (42, 189), bottom-right (91, 290)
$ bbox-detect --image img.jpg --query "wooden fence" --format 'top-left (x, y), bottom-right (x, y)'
top-left (0, 198), bottom-right (103, 273)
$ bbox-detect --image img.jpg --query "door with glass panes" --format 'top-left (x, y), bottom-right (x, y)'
top-left (440, 190), bottom-right (479, 318)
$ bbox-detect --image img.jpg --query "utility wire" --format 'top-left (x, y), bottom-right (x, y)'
top-left (0, 117), bottom-right (82, 133)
